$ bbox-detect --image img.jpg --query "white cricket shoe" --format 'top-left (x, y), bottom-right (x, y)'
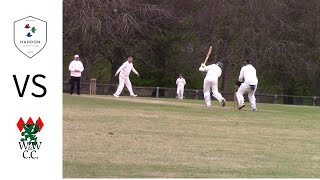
top-left (113, 94), bottom-right (119, 98)
top-left (238, 104), bottom-right (245, 110)
top-left (221, 99), bottom-right (226, 107)
top-left (131, 94), bottom-right (138, 97)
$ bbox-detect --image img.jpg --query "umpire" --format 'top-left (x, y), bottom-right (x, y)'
top-left (68, 54), bottom-right (84, 95)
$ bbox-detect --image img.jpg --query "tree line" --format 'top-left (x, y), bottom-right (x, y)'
top-left (63, 0), bottom-right (320, 96)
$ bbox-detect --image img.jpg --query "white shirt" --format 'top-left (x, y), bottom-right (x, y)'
top-left (116, 61), bottom-right (139, 78)
top-left (69, 60), bottom-right (84, 77)
top-left (239, 64), bottom-right (258, 85)
top-left (176, 78), bottom-right (186, 88)
top-left (199, 64), bottom-right (222, 79)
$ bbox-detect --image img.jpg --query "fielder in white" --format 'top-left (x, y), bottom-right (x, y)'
top-left (199, 62), bottom-right (226, 107)
top-left (113, 57), bottom-right (140, 97)
top-left (176, 74), bottom-right (186, 99)
top-left (236, 59), bottom-right (258, 111)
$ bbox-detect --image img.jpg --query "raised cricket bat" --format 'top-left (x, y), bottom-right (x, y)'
top-left (203, 46), bottom-right (213, 65)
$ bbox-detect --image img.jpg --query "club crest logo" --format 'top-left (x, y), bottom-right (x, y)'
top-left (14, 16), bottom-right (47, 58)
top-left (17, 117), bottom-right (44, 159)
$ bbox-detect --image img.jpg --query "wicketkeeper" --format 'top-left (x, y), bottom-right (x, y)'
top-left (113, 56), bottom-right (139, 97)
top-left (199, 62), bottom-right (226, 108)
top-left (176, 74), bottom-right (186, 99)
top-left (235, 59), bottom-right (258, 111)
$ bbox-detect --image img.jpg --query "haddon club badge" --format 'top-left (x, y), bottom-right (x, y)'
top-left (14, 16), bottom-right (47, 58)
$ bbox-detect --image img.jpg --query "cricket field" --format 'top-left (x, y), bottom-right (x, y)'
top-left (63, 94), bottom-right (320, 178)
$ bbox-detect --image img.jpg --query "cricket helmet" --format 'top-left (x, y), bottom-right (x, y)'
top-left (216, 62), bottom-right (223, 69)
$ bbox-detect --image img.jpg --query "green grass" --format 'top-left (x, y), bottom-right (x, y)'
top-left (63, 94), bottom-right (320, 178)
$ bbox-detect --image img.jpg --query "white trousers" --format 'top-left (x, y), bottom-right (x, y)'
top-left (114, 76), bottom-right (135, 96)
top-left (177, 87), bottom-right (184, 99)
top-left (236, 83), bottom-right (257, 109)
top-left (203, 76), bottom-right (224, 106)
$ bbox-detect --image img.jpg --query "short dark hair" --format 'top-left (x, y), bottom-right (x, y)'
top-left (245, 59), bottom-right (252, 64)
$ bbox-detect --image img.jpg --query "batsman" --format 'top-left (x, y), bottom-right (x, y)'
top-left (198, 46), bottom-right (226, 107)
top-left (199, 62), bottom-right (226, 107)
